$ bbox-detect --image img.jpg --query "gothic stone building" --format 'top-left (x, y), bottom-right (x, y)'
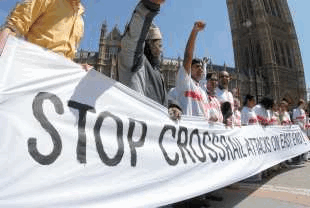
top-left (75, 0), bottom-right (306, 106)
top-left (227, 0), bottom-right (306, 105)
top-left (74, 23), bottom-right (238, 93)
top-left (74, 22), bottom-right (182, 90)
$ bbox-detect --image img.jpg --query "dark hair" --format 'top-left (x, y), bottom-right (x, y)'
top-left (221, 102), bottom-right (233, 125)
top-left (260, 97), bottom-right (274, 110)
top-left (192, 58), bottom-right (203, 66)
top-left (144, 40), bottom-right (152, 62)
top-left (144, 40), bottom-right (160, 68)
top-left (243, 94), bottom-right (254, 107)
top-left (298, 99), bottom-right (305, 106)
top-left (206, 72), bottom-right (217, 80)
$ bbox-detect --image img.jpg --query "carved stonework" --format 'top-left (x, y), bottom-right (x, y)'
top-left (226, 0), bottom-right (306, 105)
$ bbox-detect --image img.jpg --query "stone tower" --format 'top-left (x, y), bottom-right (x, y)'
top-left (226, 0), bottom-right (306, 105)
top-left (97, 21), bottom-right (108, 74)
top-left (97, 21), bottom-right (121, 77)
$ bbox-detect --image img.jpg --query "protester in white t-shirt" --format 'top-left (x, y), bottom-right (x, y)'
top-left (253, 97), bottom-right (274, 126)
top-left (216, 71), bottom-right (234, 110)
top-left (233, 98), bottom-right (241, 127)
top-left (170, 21), bottom-right (208, 117)
top-left (216, 71), bottom-right (234, 126)
top-left (241, 94), bottom-right (258, 125)
top-left (293, 99), bottom-right (306, 129)
top-left (206, 72), bottom-right (223, 123)
top-left (269, 100), bottom-right (280, 125)
top-left (279, 100), bottom-right (291, 125)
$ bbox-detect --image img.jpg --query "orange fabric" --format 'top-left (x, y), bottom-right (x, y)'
top-left (6, 0), bottom-right (84, 59)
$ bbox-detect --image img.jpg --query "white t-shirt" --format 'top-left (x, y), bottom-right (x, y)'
top-left (280, 111), bottom-right (291, 125)
top-left (207, 95), bottom-right (223, 123)
top-left (269, 111), bottom-right (280, 125)
top-left (215, 87), bottom-right (234, 112)
top-left (241, 106), bottom-right (258, 125)
top-left (253, 104), bottom-right (271, 125)
top-left (171, 66), bottom-right (208, 117)
top-left (292, 107), bottom-right (306, 128)
top-left (234, 109), bottom-right (242, 127)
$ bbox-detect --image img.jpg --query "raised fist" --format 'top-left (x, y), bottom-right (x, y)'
top-left (149, 0), bottom-right (165, 5)
top-left (193, 21), bottom-right (206, 32)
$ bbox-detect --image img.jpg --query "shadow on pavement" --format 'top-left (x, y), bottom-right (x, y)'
top-left (165, 164), bottom-right (305, 208)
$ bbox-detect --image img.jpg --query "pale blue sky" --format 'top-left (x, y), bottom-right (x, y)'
top-left (0, 0), bottom-right (309, 86)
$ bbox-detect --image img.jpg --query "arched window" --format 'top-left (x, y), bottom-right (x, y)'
top-left (280, 43), bottom-right (286, 66)
top-left (249, 41), bottom-right (256, 68)
top-left (242, 1), bottom-right (249, 20)
top-left (105, 47), bottom-right (109, 59)
top-left (262, 0), bottom-right (271, 14)
top-left (239, 7), bottom-right (244, 25)
top-left (274, 0), bottom-right (282, 18)
top-left (286, 43), bottom-right (293, 68)
top-left (241, 0), bottom-right (253, 23)
top-left (273, 40), bottom-right (280, 65)
top-left (244, 47), bottom-right (250, 69)
top-left (270, 0), bottom-right (278, 16)
top-left (247, 0), bottom-right (254, 17)
top-left (256, 43), bottom-right (263, 67)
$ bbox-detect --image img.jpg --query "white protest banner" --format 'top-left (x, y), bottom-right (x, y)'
top-left (0, 37), bottom-right (309, 208)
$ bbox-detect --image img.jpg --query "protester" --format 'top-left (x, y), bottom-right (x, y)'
top-left (216, 71), bottom-right (234, 126)
top-left (253, 97), bottom-right (273, 126)
top-left (279, 100), bottom-right (291, 125)
top-left (292, 99), bottom-right (309, 162)
top-left (199, 57), bottom-right (209, 91)
top-left (0, 0), bottom-right (84, 60)
top-left (117, 0), bottom-right (181, 121)
top-left (269, 100), bottom-right (280, 125)
top-left (206, 72), bottom-right (223, 123)
top-left (221, 102), bottom-right (233, 126)
top-left (241, 94), bottom-right (258, 125)
top-left (169, 21), bottom-right (208, 117)
top-left (233, 98), bottom-right (241, 127)
top-left (293, 99), bottom-right (307, 129)
top-left (216, 71), bottom-right (234, 110)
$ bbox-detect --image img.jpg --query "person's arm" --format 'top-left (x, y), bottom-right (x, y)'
top-left (0, 0), bottom-right (48, 54)
top-left (0, 28), bottom-right (13, 54)
top-left (118, 0), bottom-right (164, 73)
top-left (183, 21), bottom-right (206, 74)
top-left (292, 109), bottom-right (298, 124)
top-left (5, 0), bottom-right (48, 37)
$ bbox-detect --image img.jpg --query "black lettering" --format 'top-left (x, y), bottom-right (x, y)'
top-left (94, 111), bottom-right (124, 166)
top-left (28, 92), bottom-right (63, 165)
top-left (159, 125), bottom-right (179, 166)
top-left (257, 137), bottom-right (265, 154)
top-left (213, 135), bottom-right (226, 161)
top-left (189, 129), bottom-right (206, 162)
top-left (234, 138), bottom-right (247, 157)
top-left (228, 137), bottom-right (241, 159)
top-left (280, 134), bottom-right (285, 149)
top-left (203, 132), bottom-right (218, 162)
top-left (68, 101), bottom-right (94, 164)
top-left (245, 138), bottom-right (255, 156)
top-left (249, 138), bottom-right (257, 154)
top-left (177, 127), bottom-right (196, 164)
top-left (220, 136), bottom-right (233, 160)
top-left (264, 137), bottom-right (272, 153)
top-left (127, 119), bottom-right (147, 167)
top-left (271, 136), bottom-right (280, 151)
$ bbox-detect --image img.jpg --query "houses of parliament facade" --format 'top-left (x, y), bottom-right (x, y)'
top-left (74, 0), bottom-right (306, 106)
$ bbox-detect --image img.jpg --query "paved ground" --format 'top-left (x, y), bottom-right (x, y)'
top-left (210, 161), bottom-right (310, 208)
top-left (171, 161), bottom-right (310, 208)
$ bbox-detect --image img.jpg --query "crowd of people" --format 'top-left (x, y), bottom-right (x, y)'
top-left (0, 0), bottom-right (309, 207)
top-left (0, 0), bottom-right (309, 155)
top-left (1, 0), bottom-right (309, 128)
